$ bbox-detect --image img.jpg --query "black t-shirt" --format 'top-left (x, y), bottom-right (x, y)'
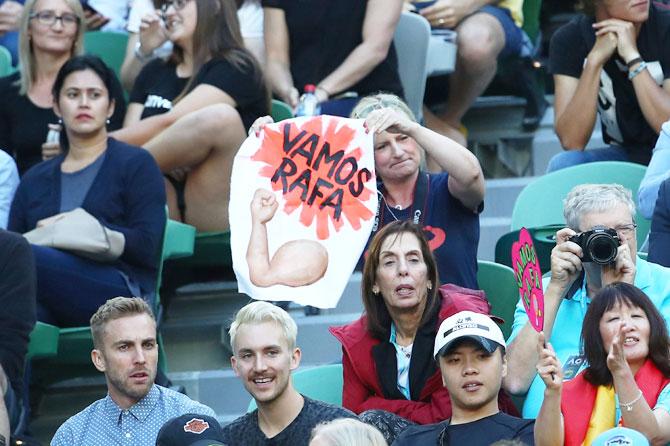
top-left (221, 396), bottom-right (356, 446)
top-left (261, 0), bottom-right (403, 98)
top-left (549, 8), bottom-right (670, 164)
top-left (0, 72), bottom-right (126, 174)
top-left (129, 55), bottom-right (268, 129)
top-left (392, 412), bottom-right (535, 446)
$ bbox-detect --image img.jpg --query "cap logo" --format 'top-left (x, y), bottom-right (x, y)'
top-left (605, 435), bottom-right (633, 446)
top-left (444, 322), bottom-right (489, 338)
top-left (183, 418), bottom-right (210, 435)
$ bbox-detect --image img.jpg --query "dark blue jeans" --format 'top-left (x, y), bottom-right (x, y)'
top-left (32, 245), bottom-right (131, 327)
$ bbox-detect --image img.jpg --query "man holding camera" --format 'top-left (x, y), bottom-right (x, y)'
top-left (503, 183), bottom-right (670, 419)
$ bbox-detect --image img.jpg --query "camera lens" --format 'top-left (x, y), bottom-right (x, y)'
top-left (586, 233), bottom-right (618, 265)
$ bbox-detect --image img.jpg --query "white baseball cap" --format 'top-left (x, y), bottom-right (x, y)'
top-left (434, 311), bottom-right (506, 359)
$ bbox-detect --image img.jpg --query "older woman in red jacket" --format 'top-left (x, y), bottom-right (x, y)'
top-left (330, 221), bottom-right (517, 441)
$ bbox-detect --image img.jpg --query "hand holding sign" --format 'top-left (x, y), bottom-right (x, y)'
top-left (511, 228), bottom-right (545, 333)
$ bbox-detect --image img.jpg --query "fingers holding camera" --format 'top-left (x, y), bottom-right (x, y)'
top-left (602, 243), bottom-right (636, 286)
top-left (550, 228), bottom-right (583, 290)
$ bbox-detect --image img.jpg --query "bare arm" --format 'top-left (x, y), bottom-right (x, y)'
top-left (120, 11), bottom-right (168, 92)
top-left (554, 32), bottom-right (617, 150)
top-left (263, 7), bottom-right (298, 107)
top-left (608, 324), bottom-right (670, 445)
top-left (504, 228), bottom-right (582, 395)
top-left (364, 107), bottom-right (484, 211)
top-left (315, 0), bottom-right (403, 100)
top-left (410, 125), bottom-right (484, 212)
top-left (246, 189), bottom-right (277, 287)
top-left (534, 333), bottom-right (565, 446)
top-left (593, 19), bottom-right (670, 133)
top-left (113, 84), bottom-right (235, 146)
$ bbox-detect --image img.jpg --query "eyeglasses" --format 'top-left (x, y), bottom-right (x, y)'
top-left (614, 223), bottom-right (637, 237)
top-left (160, 0), bottom-right (192, 14)
top-left (29, 11), bottom-right (80, 27)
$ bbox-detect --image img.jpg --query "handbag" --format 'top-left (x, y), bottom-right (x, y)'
top-left (23, 208), bottom-right (125, 262)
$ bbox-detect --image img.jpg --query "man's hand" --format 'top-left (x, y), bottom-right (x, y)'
top-left (593, 19), bottom-right (640, 63)
top-left (0, 1), bottom-right (23, 35)
top-left (601, 243), bottom-right (636, 286)
top-left (549, 228), bottom-right (583, 291)
top-left (250, 188), bottom-right (278, 225)
top-left (419, 0), bottom-right (475, 29)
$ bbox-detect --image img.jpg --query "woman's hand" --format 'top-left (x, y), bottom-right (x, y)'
top-left (536, 331), bottom-right (563, 392)
top-left (606, 322), bottom-right (633, 376)
top-left (250, 188), bottom-right (278, 224)
top-left (363, 107), bottom-right (419, 136)
top-left (249, 116), bottom-right (275, 137)
top-left (419, 0), bottom-right (473, 29)
top-left (587, 31), bottom-right (618, 67)
top-left (281, 86), bottom-right (300, 109)
top-left (139, 11), bottom-right (168, 56)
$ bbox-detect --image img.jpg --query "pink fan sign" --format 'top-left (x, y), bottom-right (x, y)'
top-left (511, 228), bottom-right (545, 332)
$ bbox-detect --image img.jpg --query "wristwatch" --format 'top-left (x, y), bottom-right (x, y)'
top-left (134, 41), bottom-right (154, 62)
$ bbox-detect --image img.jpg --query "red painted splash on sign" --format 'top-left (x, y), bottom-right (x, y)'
top-left (252, 117), bottom-right (375, 240)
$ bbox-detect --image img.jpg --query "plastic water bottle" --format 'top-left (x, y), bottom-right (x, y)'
top-left (45, 123), bottom-right (61, 144)
top-left (295, 84), bottom-right (321, 117)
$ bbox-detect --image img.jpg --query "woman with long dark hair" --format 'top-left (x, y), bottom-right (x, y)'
top-left (113, 0), bottom-right (269, 231)
top-left (535, 282), bottom-right (670, 446)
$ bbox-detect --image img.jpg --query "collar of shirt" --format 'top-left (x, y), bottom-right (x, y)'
top-left (103, 384), bottom-right (160, 423)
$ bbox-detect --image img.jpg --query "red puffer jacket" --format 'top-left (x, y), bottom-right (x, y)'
top-left (330, 287), bottom-right (519, 424)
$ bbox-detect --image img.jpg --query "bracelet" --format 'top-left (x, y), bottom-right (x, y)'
top-left (619, 390), bottom-right (643, 412)
top-left (134, 41), bottom-right (155, 63)
top-left (628, 61), bottom-right (648, 80)
top-left (626, 56), bottom-right (643, 68)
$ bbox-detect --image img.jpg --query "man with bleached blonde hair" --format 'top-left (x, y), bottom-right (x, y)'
top-left (224, 301), bottom-right (354, 446)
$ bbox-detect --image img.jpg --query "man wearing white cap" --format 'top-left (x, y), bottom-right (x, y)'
top-left (391, 311), bottom-right (535, 445)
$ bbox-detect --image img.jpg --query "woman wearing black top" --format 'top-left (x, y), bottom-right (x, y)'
top-left (113, 0), bottom-right (269, 232)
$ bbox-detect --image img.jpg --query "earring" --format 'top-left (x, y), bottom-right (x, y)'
top-left (372, 286), bottom-right (380, 295)
top-left (58, 118), bottom-right (62, 125)
top-left (427, 282), bottom-right (432, 290)
top-left (106, 118), bottom-right (111, 125)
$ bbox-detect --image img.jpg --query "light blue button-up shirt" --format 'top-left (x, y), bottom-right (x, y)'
top-left (0, 151), bottom-right (18, 229)
top-left (508, 257), bottom-right (670, 419)
top-left (51, 384), bottom-right (216, 446)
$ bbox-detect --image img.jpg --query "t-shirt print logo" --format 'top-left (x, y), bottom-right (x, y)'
top-left (183, 418), bottom-right (210, 434)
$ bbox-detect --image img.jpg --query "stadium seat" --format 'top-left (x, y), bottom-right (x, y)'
top-left (511, 161), bottom-right (649, 247)
top-left (30, 218), bottom-right (196, 385)
top-left (477, 260), bottom-right (519, 340)
top-left (0, 45), bottom-right (14, 77)
top-left (494, 224), bottom-right (562, 273)
top-left (248, 363), bottom-right (343, 411)
top-left (271, 99), bottom-right (293, 122)
top-left (84, 31), bottom-right (129, 78)
top-left (393, 12), bottom-right (431, 122)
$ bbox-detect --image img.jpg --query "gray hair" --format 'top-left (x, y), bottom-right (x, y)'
top-left (229, 301), bottom-right (298, 353)
top-left (350, 93), bottom-right (416, 122)
top-left (563, 184), bottom-right (636, 231)
top-left (310, 418), bottom-right (388, 446)
top-left (17, 0), bottom-right (85, 95)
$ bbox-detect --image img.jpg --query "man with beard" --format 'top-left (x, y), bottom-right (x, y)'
top-left (51, 297), bottom-right (214, 445)
top-left (223, 301), bottom-right (355, 445)
top-left (392, 311), bottom-right (535, 445)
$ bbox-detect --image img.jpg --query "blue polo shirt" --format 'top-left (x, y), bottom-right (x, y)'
top-left (508, 257), bottom-right (670, 419)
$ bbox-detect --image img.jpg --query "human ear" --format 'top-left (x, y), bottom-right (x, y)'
top-left (91, 349), bottom-right (106, 373)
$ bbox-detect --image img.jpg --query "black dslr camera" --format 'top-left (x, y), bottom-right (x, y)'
top-left (568, 226), bottom-right (621, 265)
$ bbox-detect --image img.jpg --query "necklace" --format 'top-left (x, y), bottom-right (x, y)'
top-left (378, 191), bottom-right (403, 221)
top-left (398, 343), bottom-right (413, 359)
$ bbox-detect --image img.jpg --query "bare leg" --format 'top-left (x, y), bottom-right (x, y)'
top-left (427, 12), bottom-right (505, 144)
top-left (0, 366), bottom-right (10, 444)
top-left (144, 104), bottom-right (246, 231)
